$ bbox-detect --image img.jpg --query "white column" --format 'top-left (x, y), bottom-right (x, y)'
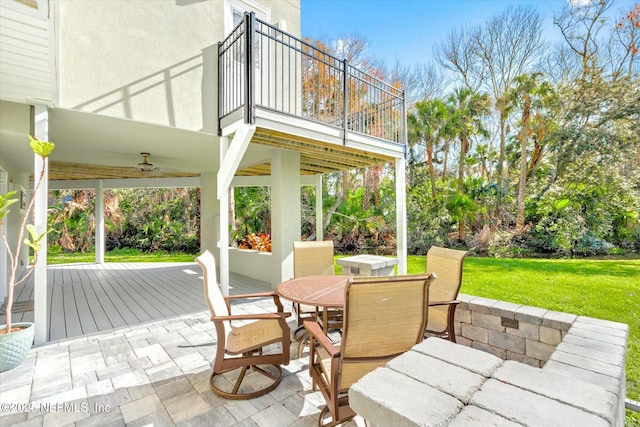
top-left (200, 171), bottom-right (219, 259)
top-left (0, 168), bottom-right (7, 305)
top-left (218, 137), bottom-right (229, 296)
top-left (315, 174), bottom-right (323, 240)
top-left (95, 179), bottom-right (104, 264)
top-left (395, 157), bottom-right (407, 275)
top-left (33, 105), bottom-right (49, 345)
top-left (271, 150), bottom-right (300, 287)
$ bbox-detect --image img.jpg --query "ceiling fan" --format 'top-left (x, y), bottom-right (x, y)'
top-left (137, 152), bottom-right (159, 173)
top-left (129, 152), bottom-right (184, 177)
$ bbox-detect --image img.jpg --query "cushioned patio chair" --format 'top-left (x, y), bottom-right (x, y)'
top-left (305, 273), bottom-right (434, 427)
top-left (195, 250), bottom-right (291, 400)
top-left (425, 246), bottom-right (468, 343)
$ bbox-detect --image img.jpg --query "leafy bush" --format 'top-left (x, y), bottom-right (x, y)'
top-left (406, 179), bottom-right (451, 254)
top-left (237, 232), bottom-right (272, 252)
top-left (48, 188), bottom-right (200, 254)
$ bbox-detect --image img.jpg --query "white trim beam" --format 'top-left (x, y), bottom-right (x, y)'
top-left (48, 176), bottom-right (201, 190)
top-left (217, 124), bottom-right (255, 198)
top-left (231, 175), bottom-right (317, 187)
top-left (232, 175), bottom-right (271, 187)
top-left (219, 136), bottom-right (230, 295)
top-left (33, 104), bottom-right (48, 345)
top-left (95, 180), bottom-right (104, 264)
top-left (395, 157), bottom-right (407, 275)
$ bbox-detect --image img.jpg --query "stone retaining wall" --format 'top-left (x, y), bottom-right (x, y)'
top-left (452, 293), bottom-right (577, 367)
top-left (455, 294), bottom-right (629, 425)
top-left (360, 294), bottom-right (633, 426)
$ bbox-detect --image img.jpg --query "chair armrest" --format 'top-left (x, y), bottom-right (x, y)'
top-left (304, 320), bottom-right (339, 358)
top-left (429, 299), bottom-right (460, 307)
top-left (224, 291), bottom-right (278, 300)
top-left (212, 312), bottom-right (291, 322)
top-left (224, 292), bottom-right (285, 311)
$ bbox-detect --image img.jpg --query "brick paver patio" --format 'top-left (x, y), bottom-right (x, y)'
top-left (0, 306), bottom-right (362, 426)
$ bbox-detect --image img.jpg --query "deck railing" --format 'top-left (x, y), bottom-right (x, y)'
top-left (218, 12), bottom-right (406, 146)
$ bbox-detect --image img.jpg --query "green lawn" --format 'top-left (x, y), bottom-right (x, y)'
top-left (50, 251), bottom-right (639, 423)
top-left (47, 248), bottom-right (196, 264)
top-left (405, 255), bottom-right (640, 425)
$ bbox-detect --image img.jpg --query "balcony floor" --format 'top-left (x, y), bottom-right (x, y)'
top-left (0, 262), bottom-right (364, 426)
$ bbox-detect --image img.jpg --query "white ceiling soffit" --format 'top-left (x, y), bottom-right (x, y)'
top-left (47, 108), bottom-right (220, 174)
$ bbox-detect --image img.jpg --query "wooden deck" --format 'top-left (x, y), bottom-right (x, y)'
top-left (0, 262), bottom-right (271, 342)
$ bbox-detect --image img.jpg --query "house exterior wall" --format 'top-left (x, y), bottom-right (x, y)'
top-left (0, 1), bottom-right (55, 105)
top-left (55, 0), bottom-right (300, 133)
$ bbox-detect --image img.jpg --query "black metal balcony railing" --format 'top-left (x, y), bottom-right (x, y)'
top-left (218, 12), bottom-right (406, 146)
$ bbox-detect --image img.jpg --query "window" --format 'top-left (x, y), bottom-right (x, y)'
top-left (6, 0), bottom-right (48, 18)
top-left (224, 0), bottom-right (269, 68)
top-left (224, 0), bottom-right (269, 34)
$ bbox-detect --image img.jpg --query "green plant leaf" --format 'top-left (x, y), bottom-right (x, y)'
top-left (555, 198), bottom-right (571, 210)
top-left (0, 191), bottom-right (18, 219)
top-left (28, 135), bottom-right (55, 158)
top-left (24, 238), bottom-right (41, 251)
top-left (25, 224), bottom-right (39, 242)
top-left (23, 224), bottom-right (49, 251)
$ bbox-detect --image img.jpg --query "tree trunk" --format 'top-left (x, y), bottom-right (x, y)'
top-left (362, 168), bottom-right (369, 209)
top-left (372, 166), bottom-right (380, 207)
top-left (229, 189), bottom-right (236, 233)
top-left (458, 137), bottom-right (468, 192)
top-left (516, 97), bottom-right (531, 232)
top-left (342, 170), bottom-right (349, 202)
top-left (497, 108), bottom-right (506, 188)
top-left (442, 140), bottom-right (449, 183)
top-left (526, 141), bottom-right (543, 180)
top-left (427, 144), bottom-right (437, 199)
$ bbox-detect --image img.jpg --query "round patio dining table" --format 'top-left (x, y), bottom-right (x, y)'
top-left (276, 274), bottom-right (351, 336)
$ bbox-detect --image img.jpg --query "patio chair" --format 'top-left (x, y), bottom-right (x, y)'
top-left (293, 240), bottom-right (342, 358)
top-left (425, 246), bottom-right (468, 343)
top-left (292, 240), bottom-right (340, 327)
top-left (195, 250), bottom-right (291, 400)
top-left (305, 273), bottom-right (434, 427)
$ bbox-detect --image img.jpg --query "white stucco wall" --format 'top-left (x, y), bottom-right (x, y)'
top-left (56, 0), bottom-right (300, 132)
top-left (228, 248), bottom-right (272, 282)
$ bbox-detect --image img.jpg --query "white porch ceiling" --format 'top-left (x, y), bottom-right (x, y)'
top-left (47, 108), bottom-right (220, 179)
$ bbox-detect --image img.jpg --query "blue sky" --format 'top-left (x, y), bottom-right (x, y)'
top-left (299, 0), bottom-right (632, 68)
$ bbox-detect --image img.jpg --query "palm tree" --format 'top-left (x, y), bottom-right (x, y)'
top-left (446, 88), bottom-right (491, 192)
top-left (445, 88), bottom-right (490, 240)
top-left (507, 72), bottom-right (552, 232)
top-left (407, 98), bottom-right (449, 199)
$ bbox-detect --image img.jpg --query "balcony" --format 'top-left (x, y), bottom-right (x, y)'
top-left (218, 12), bottom-right (407, 176)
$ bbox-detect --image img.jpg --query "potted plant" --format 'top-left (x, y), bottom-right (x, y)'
top-left (0, 135), bottom-right (54, 371)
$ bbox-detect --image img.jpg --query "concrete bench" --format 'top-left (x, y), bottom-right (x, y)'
top-left (337, 255), bottom-right (398, 276)
top-left (349, 314), bottom-right (628, 426)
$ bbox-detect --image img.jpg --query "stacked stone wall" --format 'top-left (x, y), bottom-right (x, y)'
top-left (451, 294), bottom-right (575, 367)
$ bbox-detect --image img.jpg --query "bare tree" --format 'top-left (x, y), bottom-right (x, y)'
top-left (554, 0), bottom-right (614, 78)
top-left (329, 34), bottom-right (370, 65)
top-left (541, 42), bottom-right (584, 84)
top-left (410, 62), bottom-right (447, 102)
top-left (474, 5), bottom-right (546, 193)
top-left (608, 3), bottom-right (640, 77)
top-left (434, 25), bottom-right (484, 91)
